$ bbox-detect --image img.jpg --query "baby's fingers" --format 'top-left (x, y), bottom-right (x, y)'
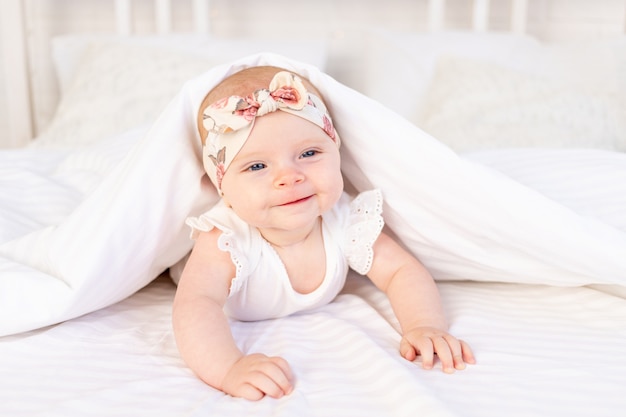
top-left (434, 336), bottom-right (457, 373)
top-left (460, 340), bottom-right (477, 365)
top-left (400, 337), bottom-right (417, 361)
top-left (268, 356), bottom-right (294, 395)
top-left (402, 332), bottom-right (475, 374)
top-left (247, 358), bottom-right (293, 399)
top-left (246, 374), bottom-right (287, 399)
top-left (401, 335), bottom-right (436, 369)
top-left (222, 354), bottom-right (294, 400)
top-left (440, 337), bottom-right (476, 373)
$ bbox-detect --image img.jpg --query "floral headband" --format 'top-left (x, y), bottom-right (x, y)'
top-left (201, 71), bottom-right (340, 191)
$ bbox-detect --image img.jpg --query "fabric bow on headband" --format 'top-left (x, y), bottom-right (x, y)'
top-left (201, 71), bottom-right (340, 191)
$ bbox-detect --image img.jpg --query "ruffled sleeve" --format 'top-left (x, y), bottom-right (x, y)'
top-left (344, 189), bottom-right (385, 275)
top-left (185, 214), bottom-right (215, 240)
top-left (184, 201), bottom-right (256, 294)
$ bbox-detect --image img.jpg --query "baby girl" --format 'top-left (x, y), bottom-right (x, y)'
top-left (172, 65), bottom-right (475, 400)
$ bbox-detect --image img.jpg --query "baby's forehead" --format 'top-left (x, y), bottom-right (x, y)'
top-left (234, 111), bottom-right (336, 157)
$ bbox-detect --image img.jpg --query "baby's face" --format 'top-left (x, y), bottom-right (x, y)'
top-left (220, 111), bottom-right (343, 236)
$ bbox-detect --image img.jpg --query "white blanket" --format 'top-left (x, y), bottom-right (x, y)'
top-left (1, 53), bottom-right (626, 336)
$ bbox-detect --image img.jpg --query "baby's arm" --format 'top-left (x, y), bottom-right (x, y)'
top-left (172, 228), bottom-right (293, 400)
top-left (366, 232), bottom-right (476, 373)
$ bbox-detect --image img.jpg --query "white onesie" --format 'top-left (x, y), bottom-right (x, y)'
top-left (185, 189), bottom-right (384, 321)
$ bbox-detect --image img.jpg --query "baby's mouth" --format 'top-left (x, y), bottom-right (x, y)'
top-left (279, 195), bottom-right (313, 206)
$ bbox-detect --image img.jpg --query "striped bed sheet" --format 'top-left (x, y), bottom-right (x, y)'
top-left (2, 273), bottom-right (625, 417)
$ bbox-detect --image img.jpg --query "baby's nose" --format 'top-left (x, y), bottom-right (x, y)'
top-left (274, 166), bottom-right (304, 188)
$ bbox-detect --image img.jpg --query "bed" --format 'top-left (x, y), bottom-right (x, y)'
top-left (1, 1), bottom-right (626, 416)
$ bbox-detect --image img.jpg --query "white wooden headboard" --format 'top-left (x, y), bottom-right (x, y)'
top-left (1, 0), bottom-right (625, 148)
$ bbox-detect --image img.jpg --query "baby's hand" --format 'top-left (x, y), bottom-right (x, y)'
top-left (221, 353), bottom-right (294, 400)
top-left (400, 326), bottom-right (475, 373)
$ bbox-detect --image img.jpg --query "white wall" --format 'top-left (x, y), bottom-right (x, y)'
top-left (0, 0), bottom-right (624, 147)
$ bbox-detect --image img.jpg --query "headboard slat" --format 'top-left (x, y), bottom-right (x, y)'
top-left (428, 0), bottom-right (446, 31)
top-left (472, 0), bottom-right (490, 31)
top-left (155, 0), bottom-right (172, 34)
top-left (193, 0), bottom-right (211, 34)
top-left (511, 0), bottom-right (528, 34)
top-left (114, 0), bottom-right (132, 35)
top-left (0, 0), bottom-right (32, 147)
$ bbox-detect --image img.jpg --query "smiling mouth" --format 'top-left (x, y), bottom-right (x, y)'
top-left (279, 195), bottom-right (313, 206)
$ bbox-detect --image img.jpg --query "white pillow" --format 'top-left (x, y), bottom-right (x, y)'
top-left (33, 42), bottom-right (210, 147)
top-left (51, 34), bottom-right (329, 95)
top-left (419, 57), bottom-right (626, 152)
top-left (362, 29), bottom-right (546, 121)
top-left (34, 35), bottom-right (328, 148)
top-left (362, 29), bottom-right (626, 149)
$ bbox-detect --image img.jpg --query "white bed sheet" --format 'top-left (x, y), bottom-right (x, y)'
top-left (3, 273), bottom-right (625, 417)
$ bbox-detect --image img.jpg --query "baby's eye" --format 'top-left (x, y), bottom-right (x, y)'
top-left (247, 163), bottom-right (266, 171)
top-left (300, 150), bottom-right (317, 158)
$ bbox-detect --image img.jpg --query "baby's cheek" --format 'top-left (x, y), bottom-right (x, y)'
top-left (329, 175), bottom-right (345, 207)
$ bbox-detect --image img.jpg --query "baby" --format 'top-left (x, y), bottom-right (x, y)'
top-left (172, 66), bottom-right (475, 401)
